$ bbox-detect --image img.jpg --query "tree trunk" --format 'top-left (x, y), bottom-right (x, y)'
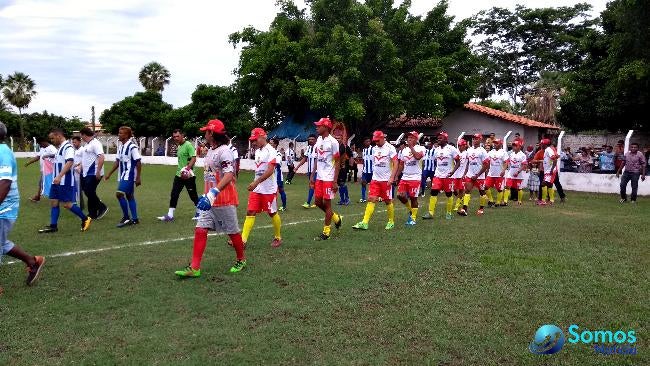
top-left (18, 108), bottom-right (26, 151)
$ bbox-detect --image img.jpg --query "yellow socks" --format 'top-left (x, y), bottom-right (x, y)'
top-left (549, 188), bottom-right (555, 202)
top-left (387, 203), bottom-right (395, 224)
top-left (517, 189), bottom-right (523, 203)
top-left (429, 196), bottom-right (438, 215)
top-left (479, 195), bottom-right (487, 207)
top-left (453, 197), bottom-right (462, 211)
top-left (463, 193), bottom-right (471, 206)
top-left (503, 189), bottom-right (510, 203)
top-left (496, 191), bottom-right (504, 204)
top-left (332, 212), bottom-right (341, 225)
top-left (271, 213), bottom-right (281, 239)
top-left (323, 224), bottom-right (331, 236)
top-left (363, 202), bottom-right (376, 223)
top-left (406, 201), bottom-right (411, 210)
top-left (411, 207), bottom-right (418, 221)
top-left (242, 215), bottom-right (256, 242)
top-left (541, 186), bottom-right (548, 201)
top-left (487, 190), bottom-right (494, 203)
top-left (446, 197), bottom-right (453, 214)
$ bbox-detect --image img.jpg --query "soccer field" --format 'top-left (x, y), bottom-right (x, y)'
top-left (1, 161), bottom-right (647, 365)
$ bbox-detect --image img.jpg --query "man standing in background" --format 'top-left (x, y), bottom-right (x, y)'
top-left (158, 129), bottom-right (198, 222)
top-left (24, 137), bottom-right (56, 202)
top-left (617, 142), bottom-right (646, 203)
top-left (79, 128), bottom-right (108, 220)
top-left (285, 141), bottom-right (296, 184)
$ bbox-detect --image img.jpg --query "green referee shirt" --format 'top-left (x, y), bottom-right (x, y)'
top-left (176, 141), bottom-right (196, 177)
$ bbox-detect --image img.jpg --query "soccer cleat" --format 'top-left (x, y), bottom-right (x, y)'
top-left (116, 217), bottom-right (132, 228)
top-left (335, 215), bottom-right (343, 230)
top-left (271, 238), bottom-right (282, 248)
top-left (302, 202), bottom-right (311, 209)
top-left (445, 213), bottom-right (453, 220)
top-left (457, 209), bottom-right (468, 217)
top-left (316, 233), bottom-right (330, 241)
top-left (310, 204), bottom-right (317, 208)
top-left (175, 266), bottom-right (201, 278)
top-left (385, 222), bottom-right (395, 230)
top-left (517, 201), bottom-right (523, 206)
top-left (476, 208), bottom-right (484, 216)
top-left (536, 200), bottom-right (547, 206)
top-left (131, 219), bottom-right (140, 225)
top-left (500, 203), bottom-right (508, 207)
top-left (81, 217), bottom-right (92, 232)
top-left (405, 217), bottom-right (416, 227)
top-left (278, 206), bottom-right (286, 212)
top-left (352, 222), bottom-right (368, 230)
top-left (157, 215), bottom-right (174, 222)
top-left (229, 260), bottom-right (247, 273)
top-left (560, 197), bottom-right (566, 203)
top-left (26, 256), bottom-right (46, 286)
top-left (619, 199), bottom-right (627, 204)
top-left (487, 201), bottom-right (495, 208)
top-left (359, 198), bottom-right (367, 203)
top-left (38, 225), bottom-right (58, 234)
top-left (343, 200), bottom-right (350, 206)
top-left (96, 206), bottom-right (109, 220)
top-left (421, 212), bottom-right (433, 220)
top-left (285, 180), bottom-right (291, 185)
top-left (336, 201), bottom-right (344, 205)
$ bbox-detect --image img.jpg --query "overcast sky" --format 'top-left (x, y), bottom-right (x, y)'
top-left (0, 0), bottom-right (608, 121)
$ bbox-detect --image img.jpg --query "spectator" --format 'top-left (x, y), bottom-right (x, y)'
top-left (576, 147), bottom-right (593, 173)
top-left (614, 140), bottom-right (626, 172)
top-left (599, 145), bottom-right (616, 174)
top-left (154, 145), bottom-right (165, 156)
top-left (617, 142), bottom-right (646, 203)
top-left (645, 146), bottom-right (650, 176)
top-left (485, 132), bottom-right (496, 148)
top-left (349, 144), bottom-right (358, 182)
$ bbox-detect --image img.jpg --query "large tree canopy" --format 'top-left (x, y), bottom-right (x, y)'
top-left (100, 91), bottom-right (173, 137)
top-left (230, 0), bottom-right (478, 136)
top-left (559, 0), bottom-right (650, 132)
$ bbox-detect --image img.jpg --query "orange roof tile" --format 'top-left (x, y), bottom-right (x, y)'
top-left (463, 103), bottom-right (559, 130)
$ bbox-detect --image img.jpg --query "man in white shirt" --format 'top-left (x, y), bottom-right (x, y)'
top-left (452, 139), bottom-right (469, 216)
top-left (241, 128), bottom-right (282, 248)
top-left (463, 134), bottom-right (490, 215)
top-left (353, 130), bottom-right (398, 230)
top-left (285, 141), bottom-right (297, 184)
top-left (311, 118), bottom-right (343, 240)
top-left (505, 140), bottom-right (528, 205)
top-left (485, 139), bottom-right (508, 207)
top-left (79, 127), bottom-right (108, 219)
top-left (423, 132), bottom-right (460, 220)
top-left (24, 137), bottom-right (57, 201)
top-left (395, 131), bottom-right (425, 226)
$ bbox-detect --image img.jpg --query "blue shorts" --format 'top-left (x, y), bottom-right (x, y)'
top-left (422, 170), bottom-right (434, 179)
top-left (0, 219), bottom-right (16, 264)
top-left (117, 180), bottom-right (135, 195)
top-left (276, 171), bottom-right (284, 189)
top-left (50, 184), bottom-right (76, 202)
top-left (361, 172), bottom-right (373, 183)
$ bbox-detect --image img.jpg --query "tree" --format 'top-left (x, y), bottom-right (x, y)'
top-left (138, 62), bottom-right (171, 93)
top-left (2, 72), bottom-right (37, 146)
top-left (471, 4), bottom-right (597, 110)
top-left (230, 0), bottom-right (478, 136)
top-left (476, 99), bottom-right (514, 113)
top-left (100, 91), bottom-right (173, 149)
top-left (165, 84), bottom-right (253, 138)
top-left (560, 0), bottom-right (650, 132)
top-left (0, 74), bottom-right (8, 112)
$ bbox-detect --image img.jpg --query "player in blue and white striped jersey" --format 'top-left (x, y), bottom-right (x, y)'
top-left (295, 134), bottom-right (318, 208)
top-left (360, 137), bottom-right (374, 202)
top-left (105, 126), bottom-right (142, 228)
top-left (38, 129), bottom-right (91, 233)
top-left (419, 140), bottom-right (435, 197)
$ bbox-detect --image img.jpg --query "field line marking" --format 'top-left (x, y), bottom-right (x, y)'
top-left (4, 209), bottom-right (388, 265)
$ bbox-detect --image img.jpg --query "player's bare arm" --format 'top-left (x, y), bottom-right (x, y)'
top-left (135, 160), bottom-right (142, 186)
top-left (447, 157), bottom-right (461, 178)
top-left (187, 156), bottom-right (196, 170)
top-left (24, 156), bottom-right (40, 167)
top-left (332, 155), bottom-right (340, 193)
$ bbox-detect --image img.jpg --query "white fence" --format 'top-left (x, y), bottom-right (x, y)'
top-left (13, 152), bottom-right (648, 196)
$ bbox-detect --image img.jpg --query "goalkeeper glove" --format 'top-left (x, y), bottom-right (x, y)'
top-left (197, 188), bottom-right (220, 211)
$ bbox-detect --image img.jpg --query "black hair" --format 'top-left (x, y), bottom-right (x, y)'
top-left (37, 136), bottom-right (49, 143)
top-left (71, 136), bottom-right (81, 142)
top-left (631, 142), bottom-right (639, 147)
top-left (50, 128), bottom-right (66, 138)
top-left (308, 134), bottom-right (317, 139)
top-left (271, 137), bottom-right (280, 146)
top-left (212, 132), bottom-right (230, 146)
top-left (80, 127), bottom-right (94, 137)
top-left (173, 129), bottom-right (184, 135)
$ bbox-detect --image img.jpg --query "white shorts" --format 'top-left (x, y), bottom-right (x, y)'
top-left (196, 206), bottom-right (240, 234)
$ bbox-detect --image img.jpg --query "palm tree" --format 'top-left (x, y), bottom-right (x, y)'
top-left (2, 72), bottom-right (37, 146)
top-left (138, 62), bottom-right (171, 93)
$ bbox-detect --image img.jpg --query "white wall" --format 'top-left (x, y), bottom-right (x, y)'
top-left (14, 153), bottom-right (648, 196)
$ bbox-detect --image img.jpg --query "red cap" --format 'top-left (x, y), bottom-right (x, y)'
top-left (249, 127), bottom-right (267, 141)
top-left (438, 132), bottom-right (449, 140)
top-left (408, 131), bottom-right (419, 139)
top-left (493, 138), bottom-right (503, 145)
top-left (512, 140), bottom-right (522, 147)
top-left (314, 117), bottom-right (333, 129)
top-left (540, 138), bottom-right (551, 145)
top-left (372, 130), bottom-right (386, 142)
top-left (200, 119), bottom-right (226, 134)
top-left (472, 133), bottom-right (483, 139)
top-left (458, 139), bottom-right (468, 147)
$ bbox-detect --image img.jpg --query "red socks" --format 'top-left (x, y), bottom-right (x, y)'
top-left (191, 228), bottom-right (208, 269)
top-left (228, 233), bottom-right (246, 261)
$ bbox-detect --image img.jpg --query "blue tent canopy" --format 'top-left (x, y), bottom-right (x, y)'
top-left (267, 113), bottom-right (320, 142)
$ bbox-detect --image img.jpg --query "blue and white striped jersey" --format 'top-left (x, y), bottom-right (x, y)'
top-left (362, 146), bottom-right (374, 174)
top-left (117, 141), bottom-right (142, 182)
top-left (54, 141), bottom-right (75, 186)
top-left (422, 147), bottom-right (435, 171)
top-left (305, 144), bottom-right (317, 173)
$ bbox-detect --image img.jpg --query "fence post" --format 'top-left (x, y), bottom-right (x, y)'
top-left (557, 130), bottom-right (566, 177)
top-left (164, 137), bottom-right (172, 156)
top-left (138, 137), bottom-right (146, 152)
top-left (347, 134), bottom-right (355, 147)
top-left (456, 131), bottom-right (466, 144)
top-left (9, 137), bottom-right (13, 151)
top-left (503, 131), bottom-right (512, 150)
top-left (32, 137), bottom-right (37, 152)
top-left (151, 137), bottom-right (158, 156)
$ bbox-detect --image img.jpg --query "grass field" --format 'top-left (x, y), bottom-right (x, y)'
top-left (1, 160), bottom-right (648, 365)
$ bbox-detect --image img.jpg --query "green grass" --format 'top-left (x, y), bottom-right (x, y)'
top-left (1, 160), bottom-right (648, 365)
